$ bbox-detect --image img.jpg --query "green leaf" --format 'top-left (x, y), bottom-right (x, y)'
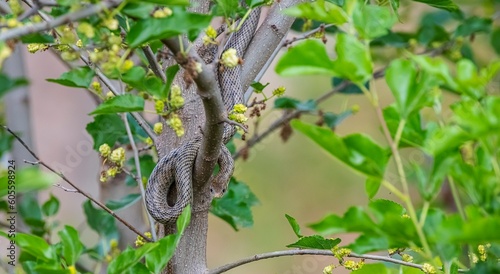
top-left (164, 64), bottom-right (180, 98)
top-left (83, 200), bottom-right (118, 240)
top-left (127, 8), bottom-right (212, 47)
top-left (283, 0), bottom-right (348, 25)
top-left (285, 214), bottom-right (303, 238)
top-left (18, 192), bottom-right (45, 235)
top-left (322, 111), bottom-right (354, 129)
top-left (454, 17), bottom-right (492, 37)
top-left (411, 0), bottom-right (459, 12)
top-left (276, 40), bottom-right (335, 76)
top-left (212, 0), bottom-right (241, 18)
top-left (308, 214), bottom-right (345, 235)
top-left (365, 178), bottom-right (381, 199)
top-left (0, 232), bottom-right (56, 262)
top-left (385, 59), bottom-right (438, 118)
top-left (89, 94), bottom-right (145, 115)
top-left (287, 235), bottom-right (340, 250)
top-left (491, 28), bottom-right (500, 55)
top-left (122, 3), bottom-right (156, 19)
top-left (351, 263), bottom-right (390, 274)
top-left (105, 194), bottom-right (141, 211)
top-left (126, 155), bottom-right (156, 186)
top-left (210, 178), bottom-right (259, 231)
top-left (382, 105), bottom-right (427, 148)
top-left (291, 120), bottom-right (389, 178)
top-left (47, 67), bottom-right (95, 88)
top-left (129, 0), bottom-right (189, 5)
top-left (0, 167), bottom-right (56, 198)
top-left (331, 33), bottom-right (373, 85)
top-left (331, 77), bottom-right (367, 94)
top-left (348, 234), bottom-right (389, 254)
top-left (108, 243), bottom-right (159, 274)
top-left (20, 33), bottom-right (55, 43)
top-left (353, 5), bottom-right (396, 40)
top-left (274, 97), bottom-right (316, 111)
top-left (0, 73), bottom-right (28, 98)
top-left (250, 81), bottom-right (270, 93)
top-left (58, 226), bottom-right (84, 266)
top-left (42, 194), bottom-right (60, 217)
top-left (86, 114), bottom-right (127, 150)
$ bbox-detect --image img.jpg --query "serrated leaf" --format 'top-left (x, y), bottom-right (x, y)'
top-left (276, 40), bottom-right (335, 76)
top-left (348, 234), bottom-right (389, 254)
top-left (331, 33), bottom-right (373, 85)
top-left (122, 3), bottom-right (156, 19)
top-left (283, 0), bottom-right (348, 25)
top-left (86, 114), bottom-right (127, 150)
top-left (105, 194), bottom-right (141, 211)
top-left (353, 5), bottom-right (396, 40)
top-left (454, 17), bottom-right (491, 37)
top-left (285, 214), bottom-right (303, 238)
top-left (42, 194), bottom-right (59, 217)
top-left (210, 178), bottom-right (259, 230)
top-left (291, 120), bottom-right (389, 178)
top-left (47, 67), bottom-right (95, 88)
top-left (287, 235), bottom-right (340, 250)
top-left (108, 243), bottom-right (159, 274)
top-left (58, 226), bottom-right (84, 266)
top-left (127, 8), bottom-right (211, 47)
top-left (0, 232), bottom-right (56, 262)
top-left (83, 200), bottom-right (118, 240)
top-left (308, 214), bottom-right (345, 235)
top-left (89, 94), bottom-right (144, 115)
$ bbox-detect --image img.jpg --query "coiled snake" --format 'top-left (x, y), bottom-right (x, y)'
top-left (145, 9), bottom-right (261, 224)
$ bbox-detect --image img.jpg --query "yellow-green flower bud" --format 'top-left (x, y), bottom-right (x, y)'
top-left (422, 263), bottom-right (436, 274)
top-left (402, 254), bottom-right (413, 262)
top-left (108, 35), bottom-right (122, 45)
top-left (343, 260), bottom-right (357, 270)
top-left (145, 137), bottom-right (153, 146)
top-left (153, 7), bottom-right (172, 18)
top-left (7, 18), bottom-right (20, 28)
top-left (334, 248), bottom-right (351, 259)
top-left (171, 85), bottom-right (182, 96)
top-left (99, 143), bottom-right (111, 157)
top-left (155, 100), bottom-right (165, 114)
top-left (205, 26), bottom-right (217, 39)
top-left (103, 18), bottom-right (119, 30)
top-left (120, 60), bottom-right (134, 73)
top-left (229, 113), bottom-right (248, 123)
top-left (202, 36), bottom-right (213, 46)
top-left (106, 166), bottom-right (119, 177)
top-left (194, 62), bottom-right (202, 73)
top-left (76, 39), bottom-right (83, 48)
top-left (61, 51), bottom-right (79, 61)
top-left (77, 22), bottom-right (95, 38)
top-left (99, 175), bottom-right (107, 183)
top-left (106, 91), bottom-right (115, 100)
top-left (60, 26), bottom-right (77, 44)
top-left (68, 265), bottom-right (77, 274)
top-left (233, 104), bottom-right (247, 114)
top-left (272, 86), bottom-right (286, 97)
top-left (221, 48), bottom-right (239, 68)
top-left (154, 122), bottom-right (163, 135)
top-left (110, 147), bottom-right (125, 165)
top-left (351, 104), bottom-right (360, 113)
top-left (26, 43), bottom-right (48, 54)
top-left (402, 214), bottom-right (410, 219)
top-left (323, 265), bottom-right (335, 274)
top-left (92, 81), bottom-right (102, 94)
top-left (168, 114), bottom-right (184, 137)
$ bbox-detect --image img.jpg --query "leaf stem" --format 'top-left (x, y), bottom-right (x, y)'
top-left (447, 176), bottom-right (465, 220)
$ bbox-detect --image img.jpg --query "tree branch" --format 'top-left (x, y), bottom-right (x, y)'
top-left (161, 37), bottom-right (226, 187)
top-left (1, 125), bottom-right (153, 243)
top-left (122, 113), bottom-right (158, 241)
top-left (0, 0), bottom-right (122, 41)
top-left (142, 46), bottom-right (166, 83)
top-left (209, 249), bottom-right (468, 274)
top-left (241, 0), bottom-right (305, 97)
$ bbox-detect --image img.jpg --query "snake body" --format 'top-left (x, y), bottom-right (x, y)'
top-left (145, 8), bottom-right (260, 224)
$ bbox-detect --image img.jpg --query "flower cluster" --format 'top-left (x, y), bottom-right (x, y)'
top-left (135, 232), bottom-right (153, 247)
top-left (202, 25), bottom-right (218, 46)
top-left (221, 48), bottom-right (239, 68)
top-left (98, 144), bottom-right (126, 183)
top-left (228, 103), bottom-right (248, 123)
top-left (167, 114), bottom-right (184, 137)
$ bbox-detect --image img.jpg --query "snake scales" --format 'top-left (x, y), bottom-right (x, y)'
top-left (145, 8), bottom-right (261, 224)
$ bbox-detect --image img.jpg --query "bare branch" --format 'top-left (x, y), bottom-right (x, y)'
top-left (282, 23), bottom-right (334, 47)
top-left (0, 0), bottom-right (123, 41)
top-left (53, 183), bottom-right (78, 192)
top-left (142, 46), bottom-right (166, 83)
top-left (122, 113), bottom-right (158, 241)
top-left (209, 249), bottom-right (468, 274)
top-left (1, 125), bottom-right (153, 243)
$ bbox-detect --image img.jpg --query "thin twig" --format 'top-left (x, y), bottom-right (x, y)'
top-left (0, 0), bottom-right (122, 41)
top-left (142, 46), bottom-right (166, 83)
top-left (122, 113), bottom-right (158, 241)
top-left (209, 249), bottom-right (468, 274)
top-left (53, 183), bottom-right (78, 192)
top-left (282, 23), bottom-right (334, 47)
top-left (1, 125), bottom-right (153, 243)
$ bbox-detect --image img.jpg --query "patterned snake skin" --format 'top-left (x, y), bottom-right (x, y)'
top-left (145, 8), bottom-right (261, 224)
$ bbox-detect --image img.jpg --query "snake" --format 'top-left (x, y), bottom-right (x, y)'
top-left (145, 7), bottom-right (261, 224)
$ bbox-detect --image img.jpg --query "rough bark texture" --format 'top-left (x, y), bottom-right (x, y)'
top-left (155, 0), bottom-right (303, 273)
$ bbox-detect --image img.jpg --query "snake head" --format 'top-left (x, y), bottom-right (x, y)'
top-left (210, 185), bottom-right (227, 198)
